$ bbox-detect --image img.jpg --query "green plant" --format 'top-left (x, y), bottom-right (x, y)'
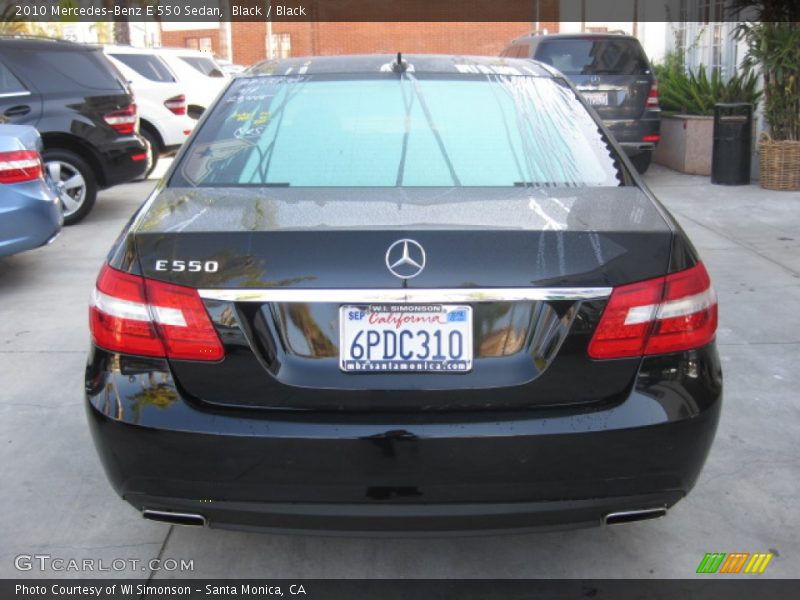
top-left (654, 60), bottom-right (761, 116)
top-left (736, 21), bottom-right (800, 140)
top-left (730, 1), bottom-right (800, 141)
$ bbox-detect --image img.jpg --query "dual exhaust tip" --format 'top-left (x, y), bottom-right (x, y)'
top-left (141, 506), bottom-right (667, 529)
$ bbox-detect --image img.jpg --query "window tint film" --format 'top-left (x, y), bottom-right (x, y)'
top-left (110, 53), bottom-right (175, 82)
top-left (173, 74), bottom-right (623, 188)
top-left (32, 50), bottom-right (125, 91)
top-left (0, 61), bottom-right (26, 94)
top-left (179, 56), bottom-right (225, 78)
top-left (536, 39), bottom-right (649, 76)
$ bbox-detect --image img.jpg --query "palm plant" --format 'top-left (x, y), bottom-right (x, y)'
top-left (731, 1), bottom-right (800, 141)
top-left (656, 61), bottom-right (761, 116)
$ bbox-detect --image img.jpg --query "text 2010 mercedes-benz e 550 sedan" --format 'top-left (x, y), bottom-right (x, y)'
top-left (85, 55), bottom-right (721, 534)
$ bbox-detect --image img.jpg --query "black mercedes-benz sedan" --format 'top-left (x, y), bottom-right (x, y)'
top-left (85, 55), bottom-right (721, 534)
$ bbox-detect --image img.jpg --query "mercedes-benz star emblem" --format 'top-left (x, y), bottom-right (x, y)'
top-left (385, 239), bottom-right (426, 279)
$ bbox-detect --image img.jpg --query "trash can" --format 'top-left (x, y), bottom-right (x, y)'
top-left (711, 102), bottom-right (752, 185)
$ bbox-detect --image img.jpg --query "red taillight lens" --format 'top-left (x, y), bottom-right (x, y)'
top-left (0, 150), bottom-right (43, 183)
top-left (89, 264), bottom-right (224, 361)
top-left (642, 134), bottom-right (661, 143)
top-left (164, 94), bottom-right (187, 116)
top-left (588, 262), bottom-right (717, 359)
top-left (104, 104), bottom-right (138, 135)
top-left (646, 80), bottom-right (660, 108)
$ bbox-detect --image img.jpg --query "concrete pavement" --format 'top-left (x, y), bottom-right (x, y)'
top-left (1, 164), bottom-right (798, 579)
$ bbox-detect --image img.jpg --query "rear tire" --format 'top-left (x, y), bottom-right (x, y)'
top-left (630, 151), bottom-right (653, 174)
top-left (140, 128), bottom-right (159, 179)
top-left (42, 149), bottom-right (97, 226)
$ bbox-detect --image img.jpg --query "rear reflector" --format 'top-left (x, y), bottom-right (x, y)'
top-left (588, 262), bottom-right (717, 359)
top-left (646, 80), bottom-right (660, 108)
top-left (0, 150), bottom-right (43, 183)
top-left (164, 94), bottom-right (187, 116)
top-left (642, 134), bottom-right (661, 143)
top-left (131, 153), bottom-right (148, 161)
top-left (104, 104), bottom-right (138, 135)
top-left (90, 264), bottom-right (224, 361)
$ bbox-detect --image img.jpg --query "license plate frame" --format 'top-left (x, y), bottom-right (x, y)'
top-left (339, 304), bottom-right (473, 373)
top-left (582, 91), bottom-right (609, 106)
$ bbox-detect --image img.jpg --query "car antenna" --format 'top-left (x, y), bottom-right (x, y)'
top-left (392, 52), bottom-right (408, 73)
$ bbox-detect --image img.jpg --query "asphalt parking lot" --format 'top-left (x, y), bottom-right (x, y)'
top-left (1, 164), bottom-right (798, 579)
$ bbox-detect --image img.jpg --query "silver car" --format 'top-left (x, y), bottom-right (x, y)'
top-left (0, 124), bottom-right (62, 257)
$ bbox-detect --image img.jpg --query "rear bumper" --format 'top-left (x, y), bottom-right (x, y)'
top-left (0, 181), bottom-right (62, 257)
top-left (95, 134), bottom-right (148, 188)
top-left (605, 115), bottom-right (661, 156)
top-left (85, 344), bottom-right (722, 534)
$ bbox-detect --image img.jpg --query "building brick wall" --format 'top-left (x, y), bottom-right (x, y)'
top-left (161, 22), bottom-right (560, 67)
top-left (160, 28), bottom-right (222, 55)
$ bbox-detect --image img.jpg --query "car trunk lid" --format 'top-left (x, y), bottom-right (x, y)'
top-left (132, 186), bottom-right (673, 411)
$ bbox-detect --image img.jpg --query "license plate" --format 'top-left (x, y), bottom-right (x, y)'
top-left (339, 304), bottom-right (472, 373)
top-left (583, 91), bottom-right (609, 106)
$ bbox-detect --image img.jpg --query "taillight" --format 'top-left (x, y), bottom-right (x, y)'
top-left (89, 264), bottom-right (224, 361)
top-left (104, 104), bottom-right (138, 135)
top-left (164, 94), bottom-right (187, 116)
top-left (588, 262), bottom-right (717, 359)
top-left (0, 150), bottom-right (43, 183)
top-left (646, 80), bottom-right (660, 109)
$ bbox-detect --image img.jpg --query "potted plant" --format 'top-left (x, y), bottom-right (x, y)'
top-left (734, 2), bottom-right (800, 190)
top-left (653, 56), bottom-right (760, 175)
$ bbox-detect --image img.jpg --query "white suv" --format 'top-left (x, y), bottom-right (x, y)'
top-left (103, 46), bottom-right (195, 176)
top-left (152, 48), bottom-right (229, 120)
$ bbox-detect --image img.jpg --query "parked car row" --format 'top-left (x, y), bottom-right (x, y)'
top-left (0, 31), bottom-right (657, 252)
top-left (0, 36), bottom-right (229, 239)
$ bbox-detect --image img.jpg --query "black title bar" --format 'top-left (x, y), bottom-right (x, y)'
top-left (2, 0), bottom-right (767, 23)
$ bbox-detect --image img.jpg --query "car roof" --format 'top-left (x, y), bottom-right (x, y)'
top-left (511, 32), bottom-right (640, 43)
top-left (0, 35), bottom-right (97, 52)
top-left (103, 45), bottom-right (161, 54)
top-left (155, 47), bottom-right (215, 57)
top-left (245, 54), bottom-right (555, 78)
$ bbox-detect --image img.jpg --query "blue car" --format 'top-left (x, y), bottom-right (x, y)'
top-left (0, 124), bottom-right (62, 257)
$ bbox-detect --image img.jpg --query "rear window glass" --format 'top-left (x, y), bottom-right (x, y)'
top-left (179, 56), bottom-right (225, 78)
top-left (172, 74), bottom-right (622, 188)
top-left (110, 53), bottom-right (175, 82)
top-left (37, 49), bottom-right (125, 90)
top-left (0, 61), bottom-right (26, 94)
top-left (9, 49), bottom-right (125, 93)
top-left (535, 39), bottom-right (649, 76)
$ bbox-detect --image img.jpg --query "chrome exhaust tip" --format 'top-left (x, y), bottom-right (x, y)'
top-left (604, 507), bottom-right (667, 526)
top-left (142, 509), bottom-right (207, 527)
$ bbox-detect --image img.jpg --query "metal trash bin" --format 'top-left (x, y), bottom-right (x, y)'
top-left (712, 103), bottom-right (752, 185)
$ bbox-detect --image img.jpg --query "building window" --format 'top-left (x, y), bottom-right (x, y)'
top-left (186, 37), bottom-right (213, 53)
top-left (268, 33), bottom-right (292, 59)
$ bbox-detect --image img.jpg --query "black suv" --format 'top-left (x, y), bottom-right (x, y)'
top-left (0, 37), bottom-right (147, 224)
top-left (502, 33), bottom-right (661, 173)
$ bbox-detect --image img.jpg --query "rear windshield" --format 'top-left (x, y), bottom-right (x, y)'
top-left (179, 56), bottom-right (225, 78)
top-left (27, 49), bottom-right (126, 92)
top-left (535, 38), bottom-right (649, 76)
top-left (110, 53), bottom-right (175, 83)
top-left (171, 74), bottom-right (623, 188)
